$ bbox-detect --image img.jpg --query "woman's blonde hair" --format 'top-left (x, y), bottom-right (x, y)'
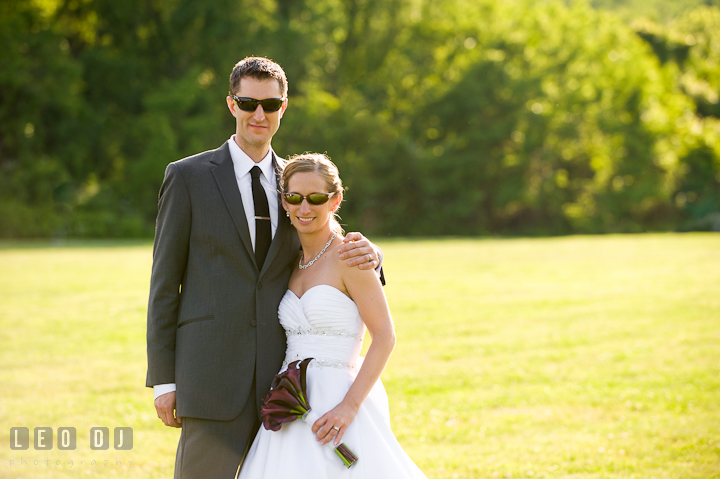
top-left (281, 153), bottom-right (345, 235)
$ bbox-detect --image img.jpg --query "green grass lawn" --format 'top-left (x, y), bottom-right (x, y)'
top-left (0, 234), bottom-right (718, 478)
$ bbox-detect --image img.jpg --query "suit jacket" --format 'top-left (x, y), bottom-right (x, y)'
top-left (146, 142), bottom-right (300, 421)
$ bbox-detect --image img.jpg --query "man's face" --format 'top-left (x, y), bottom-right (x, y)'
top-left (226, 77), bottom-right (287, 160)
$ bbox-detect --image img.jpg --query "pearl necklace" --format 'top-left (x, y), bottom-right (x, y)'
top-left (299, 233), bottom-right (337, 269)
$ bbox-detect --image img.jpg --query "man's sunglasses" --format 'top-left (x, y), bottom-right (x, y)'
top-left (283, 192), bottom-right (334, 205)
top-left (230, 96), bottom-right (286, 112)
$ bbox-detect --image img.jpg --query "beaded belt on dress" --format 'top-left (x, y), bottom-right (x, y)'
top-left (285, 327), bottom-right (363, 341)
top-left (281, 356), bottom-right (359, 371)
top-left (282, 327), bottom-right (362, 371)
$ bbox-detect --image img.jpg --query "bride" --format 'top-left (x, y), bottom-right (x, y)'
top-left (236, 153), bottom-right (427, 478)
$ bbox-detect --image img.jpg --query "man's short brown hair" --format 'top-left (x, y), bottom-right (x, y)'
top-left (229, 57), bottom-right (288, 97)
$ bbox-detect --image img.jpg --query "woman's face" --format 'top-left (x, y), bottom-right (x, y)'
top-left (283, 171), bottom-right (341, 234)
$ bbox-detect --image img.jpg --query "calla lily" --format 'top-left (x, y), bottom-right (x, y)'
top-left (260, 357), bottom-right (359, 468)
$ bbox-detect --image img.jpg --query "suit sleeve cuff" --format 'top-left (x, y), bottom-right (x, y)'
top-left (154, 383), bottom-right (177, 400)
top-left (375, 249), bottom-right (385, 286)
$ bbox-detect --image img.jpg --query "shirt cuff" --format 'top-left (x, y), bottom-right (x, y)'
top-left (154, 383), bottom-right (177, 400)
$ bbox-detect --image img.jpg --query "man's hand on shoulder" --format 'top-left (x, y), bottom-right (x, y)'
top-left (338, 232), bottom-right (382, 270)
top-left (155, 391), bottom-right (182, 428)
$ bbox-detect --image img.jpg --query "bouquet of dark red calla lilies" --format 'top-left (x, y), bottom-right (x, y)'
top-left (261, 358), bottom-right (359, 468)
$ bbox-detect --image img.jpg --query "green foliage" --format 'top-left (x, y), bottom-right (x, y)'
top-left (1, 0), bottom-right (719, 237)
top-left (572, 0), bottom-right (720, 22)
top-left (403, 1), bottom-right (692, 234)
top-left (631, 8), bottom-right (720, 229)
top-left (0, 0), bottom-right (86, 236)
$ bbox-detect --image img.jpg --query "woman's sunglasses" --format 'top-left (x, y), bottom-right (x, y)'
top-left (230, 96), bottom-right (286, 112)
top-left (283, 192), bottom-right (334, 205)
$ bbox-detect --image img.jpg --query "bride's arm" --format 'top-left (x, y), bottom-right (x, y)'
top-left (311, 262), bottom-right (395, 446)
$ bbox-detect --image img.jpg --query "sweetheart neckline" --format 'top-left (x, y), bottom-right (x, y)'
top-left (287, 284), bottom-right (353, 302)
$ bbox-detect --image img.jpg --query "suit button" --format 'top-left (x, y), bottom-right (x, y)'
top-left (257, 282), bottom-right (263, 290)
top-left (250, 320), bottom-right (257, 327)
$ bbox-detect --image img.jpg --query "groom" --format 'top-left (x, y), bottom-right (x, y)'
top-left (146, 57), bottom-right (381, 479)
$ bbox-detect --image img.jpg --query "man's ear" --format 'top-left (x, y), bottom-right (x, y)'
top-left (278, 99), bottom-right (288, 119)
top-left (226, 96), bottom-right (238, 117)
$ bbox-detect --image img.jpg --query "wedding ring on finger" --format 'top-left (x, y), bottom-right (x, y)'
top-left (332, 426), bottom-right (340, 432)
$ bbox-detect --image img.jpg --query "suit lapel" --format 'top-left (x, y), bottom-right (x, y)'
top-left (210, 143), bottom-right (256, 267)
top-left (260, 153), bottom-right (290, 277)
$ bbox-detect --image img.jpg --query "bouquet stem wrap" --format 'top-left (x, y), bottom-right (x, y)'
top-left (302, 410), bottom-right (359, 468)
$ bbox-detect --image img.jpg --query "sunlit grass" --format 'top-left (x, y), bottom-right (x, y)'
top-left (0, 234), bottom-right (718, 478)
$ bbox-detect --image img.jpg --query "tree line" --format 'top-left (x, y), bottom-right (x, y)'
top-left (1, 0), bottom-right (719, 237)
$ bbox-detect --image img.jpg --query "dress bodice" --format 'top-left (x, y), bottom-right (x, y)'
top-left (278, 285), bottom-right (365, 371)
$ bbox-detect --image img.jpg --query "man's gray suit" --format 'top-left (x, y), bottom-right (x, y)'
top-left (146, 142), bottom-right (300, 476)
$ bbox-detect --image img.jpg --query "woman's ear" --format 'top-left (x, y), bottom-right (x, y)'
top-left (332, 192), bottom-right (343, 212)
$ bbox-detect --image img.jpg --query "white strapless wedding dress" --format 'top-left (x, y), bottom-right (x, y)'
top-left (237, 285), bottom-right (427, 478)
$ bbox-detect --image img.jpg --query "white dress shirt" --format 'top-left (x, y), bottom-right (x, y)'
top-left (154, 136), bottom-right (279, 400)
top-left (227, 135), bottom-right (279, 246)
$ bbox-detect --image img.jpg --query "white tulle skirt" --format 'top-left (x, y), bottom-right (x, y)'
top-left (236, 364), bottom-right (427, 478)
